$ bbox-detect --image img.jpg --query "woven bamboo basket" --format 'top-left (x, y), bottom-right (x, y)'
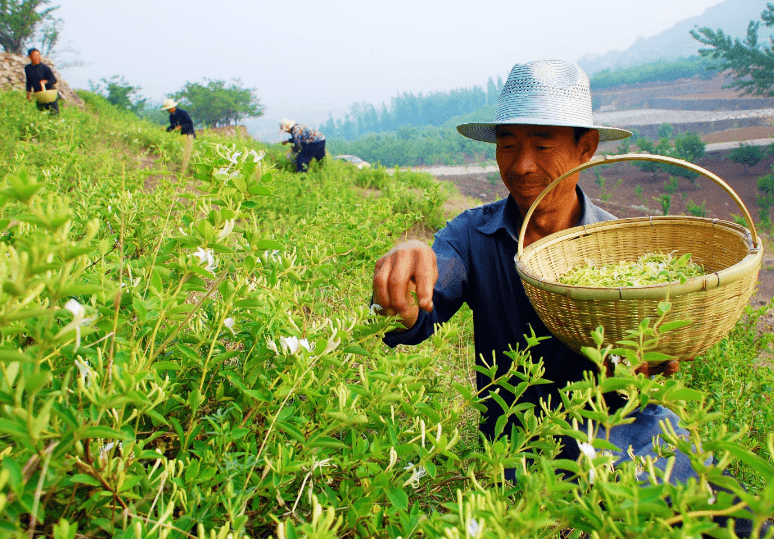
top-left (33, 89), bottom-right (58, 104)
top-left (515, 153), bottom-right (763, 360)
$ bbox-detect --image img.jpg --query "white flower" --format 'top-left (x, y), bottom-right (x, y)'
top-left (99, 441), bottom-right (122, 462)
top-left (74, 358), bottom-right (92, 387)
top-left (279, 336), bottom-right (312, 355)
top-left (247, 149), bottom-right (265, 162)
top-left (224, 317), bottom-right (236, 335)
top-left (191, 247), bottom-right (218, 272)
top-left (577, 441), bottom-right (597, 459)
top-left (402, 463), bottom-right (427, 488)
top-left (467, 518), bottom-right (481, 537)
top-left (57, 299), bottom-right (96, 350)
top-left (216, 219), bottom-right (235, 242)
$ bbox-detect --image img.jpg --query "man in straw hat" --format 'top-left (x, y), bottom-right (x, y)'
top-left (372, 60), bottom-right (766, 536)
top-left (162, 98), bottom-right (196, 138)
top-left (280, 119), bottom-right (326, 172)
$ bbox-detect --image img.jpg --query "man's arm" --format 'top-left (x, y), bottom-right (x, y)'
top-left (372, 240), bottom-right (437, 331)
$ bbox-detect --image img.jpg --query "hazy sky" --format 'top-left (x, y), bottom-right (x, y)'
top-left (52, 0), bottom-right (726, 141)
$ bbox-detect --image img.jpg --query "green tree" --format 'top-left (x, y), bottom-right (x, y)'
top-left (673, 131), bottom-right (705, 162)
top-left (657, 123), bottom-right (674, 139)
top-left (729, 143), bottom-right (765, 172)
top-left (89, 76), bottom-right (146, 113)
top-left (172, 79), bottom-right (264, 128)
top-left (691, 3), bottom-right (774, 96)
top-left (0, 0), bottom-right (58, 54)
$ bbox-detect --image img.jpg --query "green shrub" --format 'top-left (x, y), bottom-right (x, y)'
top-left (731, 143), bottom-right (766, 173)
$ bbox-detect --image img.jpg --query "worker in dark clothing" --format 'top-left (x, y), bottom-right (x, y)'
top-left (161, 99), bottom-right (196, 138)
top-left (24, 48), bottom-right (59, 115)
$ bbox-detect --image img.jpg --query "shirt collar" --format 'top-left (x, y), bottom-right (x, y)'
top-left (476, 185), bottom-right (597, 240)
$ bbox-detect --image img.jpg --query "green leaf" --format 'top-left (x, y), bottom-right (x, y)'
top-left (387, 487), bottom-right (409, 511)
top-left (83, 426), bottom-right (130, 440)
top-left (276, 420), bottom-right (305, 444)
top-left (643, 351), bottom-right (675, 362)
top-left (307, 436), bottom-right (348, 449)
top-left (342, 345), bottom-right (370, 356)
top-left (68, 474), bottom-right (101, 487)
top-left (666, 387), bottom-right (705, 402)
top-left (0, 349), bottom-right (34, 363)
top-left (154, 361), bottom-right (182, 372)
top-left (658, 320), bottom-right (693, 332)
top-left (253, 239), bottom-right (284, 251)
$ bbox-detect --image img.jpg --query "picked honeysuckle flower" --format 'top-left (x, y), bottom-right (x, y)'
top-left (57, 299), bottom-right (97, 350)
top-left (191, 247), bottom-right (218, 272)
top-left (224, 317), bottom-right (236, 335)
top-left (216, 219), bottom-right (236, 242)
top-left (247, 149), bottom-right (265, 162)
top-left (279, 336), bottom-right (312, 355)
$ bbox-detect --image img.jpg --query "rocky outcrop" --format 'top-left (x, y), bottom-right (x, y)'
top-left (0, 52), bottom-right (84, 107)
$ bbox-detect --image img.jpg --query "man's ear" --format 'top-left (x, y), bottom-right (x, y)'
top-left (579, 129), bottom-right (600, 162)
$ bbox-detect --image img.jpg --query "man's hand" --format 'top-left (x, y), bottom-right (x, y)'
top-left (39, 79), bottom-right (48, 91)
top-left (372, 240), bottom-right (438, 331)
top-left (174, 125), bottom-right (181, 131)
top-left (26, 92), bottom-right (31, 101)
top-left (605, 358), bottom-right (680, 378)
top-left (635, 360), bottom-right (680, 377)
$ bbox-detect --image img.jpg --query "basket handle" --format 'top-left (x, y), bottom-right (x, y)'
top-left (517, 153), bottom-right (759, 258)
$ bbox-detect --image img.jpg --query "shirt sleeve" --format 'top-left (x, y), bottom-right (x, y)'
top-left (382, 215), bottom-right (470, 348)
top-left (25, 65), bottom-right (33, 92)
top-left (43, 65), bottom-right (57, 85)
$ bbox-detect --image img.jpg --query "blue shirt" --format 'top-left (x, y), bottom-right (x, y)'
top-left (167, 108), bottom-right (196, 136)
top-left (383, 187), bottom-right (622, 438)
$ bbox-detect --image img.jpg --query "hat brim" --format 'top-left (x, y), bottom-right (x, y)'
top-left (457, 119), bottom-right (632, 143)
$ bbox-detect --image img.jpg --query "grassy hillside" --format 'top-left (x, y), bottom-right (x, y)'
top-left (0, 90), bottom-right (772, 538)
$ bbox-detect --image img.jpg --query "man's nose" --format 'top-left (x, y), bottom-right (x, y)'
top-left (510, 147), bottom-right (537, 176)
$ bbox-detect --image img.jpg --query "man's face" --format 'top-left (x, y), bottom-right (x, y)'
top-left (495, 124), bottom-right (597, 215)
top-left (168, 107), bottom-right (176, 113)
top-left (29, 51), bottom-right (41, 65)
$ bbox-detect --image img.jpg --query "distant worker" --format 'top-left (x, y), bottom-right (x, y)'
top-left (25, 48), bottom-right (59, 115)
top-left (280, 119), bottom-right (326, 172)
top-left (161, 99), bottom-right (196, 138)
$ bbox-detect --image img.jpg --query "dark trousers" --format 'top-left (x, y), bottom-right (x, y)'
top-left (36, 98), bottom-right (59, 115)
top-left (296, 140), bottom-right (326, 172)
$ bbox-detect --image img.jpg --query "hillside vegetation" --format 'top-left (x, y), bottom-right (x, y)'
top-left (0, 90), bottom-right (772, 538)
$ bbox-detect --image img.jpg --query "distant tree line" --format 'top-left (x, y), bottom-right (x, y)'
top-left (320, 76), bottom-right (503, 140)
top-left (88, 76), bottom-right (264, 129)
top-left (327, 125), bottom-right (496, 168)
top-left (589, 56), bottom-right (721, 90)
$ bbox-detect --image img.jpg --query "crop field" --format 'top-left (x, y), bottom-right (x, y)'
top-left (0, 91), bottom-right (773, 538)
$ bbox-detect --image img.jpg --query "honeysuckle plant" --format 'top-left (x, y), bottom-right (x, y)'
top-left (0, 91), bottom-right (772, 539)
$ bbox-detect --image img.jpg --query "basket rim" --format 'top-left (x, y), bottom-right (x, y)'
top-left (515, 216), bottom-right (763, 301)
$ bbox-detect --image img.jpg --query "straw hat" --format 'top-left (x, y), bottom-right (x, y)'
top-left (279, 119), bottom-right (296, 132)
top-left (161, 98), bottom-right (178, 110)
top-left (457, 60), bottom-right (631, 143)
